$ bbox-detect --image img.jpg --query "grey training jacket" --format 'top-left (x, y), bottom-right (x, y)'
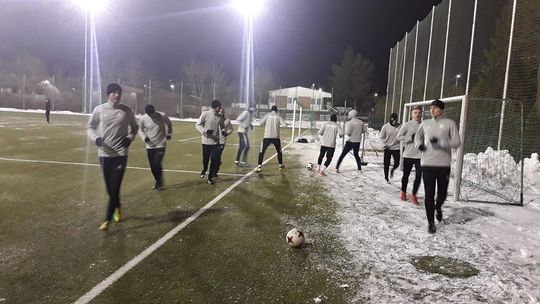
top-left (345, 118), bottom-right (366, 143)
top-left (380, 122), bottom-right (400, 150)
top-left (87, 101), bottom-right (138, 157)
top-left (260, 111), bottom-right (286, 139)
top-left (195, 109), bottom-right (224, 145)
top-left (397, 120), bottom-right (421, 159)
top-left (138, 112), bottom-right (172, 149)
top-left (318, 121), bottom-right (343, 148)
top-left (414, 115), bottom-right (461, 167)
top-left (236, 110), bottom-right (253, 133)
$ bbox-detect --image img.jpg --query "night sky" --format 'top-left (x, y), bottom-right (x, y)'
top-left (0, 0), bottom-right (443, 93)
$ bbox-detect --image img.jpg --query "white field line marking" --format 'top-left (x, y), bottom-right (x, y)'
top-left (0, 157), bottom-right (243, 177)
top-left (176, 136), bottom-right (201, 142)
top-left (73, 142), bottom-right (292, 304)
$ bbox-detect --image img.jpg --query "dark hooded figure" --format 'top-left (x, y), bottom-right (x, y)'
top-left (45, 98), bottom-right (51, 123)
top-left (380, 112), bottom-right (401, 182)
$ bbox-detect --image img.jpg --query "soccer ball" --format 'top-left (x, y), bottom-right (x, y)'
top-left (286, 228), bottom-right (305, 248)
top-left (306, 162), bottom-right (313, 171)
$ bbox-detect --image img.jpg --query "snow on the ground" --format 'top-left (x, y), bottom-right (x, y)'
top-left (291, 139), bottom-right (540, 303)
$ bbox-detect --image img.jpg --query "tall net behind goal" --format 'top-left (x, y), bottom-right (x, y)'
top-left (403, 96), bottom-right (524, 205)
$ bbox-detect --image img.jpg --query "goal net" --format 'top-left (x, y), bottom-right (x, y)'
top-left (403, 95), bottom-right (524, 205)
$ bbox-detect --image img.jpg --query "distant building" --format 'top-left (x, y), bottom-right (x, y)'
top-left (268, 86), bottom-right (332, 111)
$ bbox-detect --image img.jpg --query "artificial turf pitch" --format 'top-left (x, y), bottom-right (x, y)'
top-left (0, 111), bottom-right (362, 303)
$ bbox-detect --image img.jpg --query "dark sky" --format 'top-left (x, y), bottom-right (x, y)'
top-left (0, 0), bottom-right (442, 93)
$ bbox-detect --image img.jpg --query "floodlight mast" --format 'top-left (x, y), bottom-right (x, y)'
top-left (73, 0), bottom-right (108, 113)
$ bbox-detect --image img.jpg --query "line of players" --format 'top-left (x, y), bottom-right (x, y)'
top-left (315, 99), bottom-right (460, 234)
top-left (87, 83), bottom-right (286, 231)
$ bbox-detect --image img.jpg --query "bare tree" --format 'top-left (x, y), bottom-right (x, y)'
top-left (254, 68), bottom-right (276, 111)
top-left (181, 59), bottom-right (228, 109)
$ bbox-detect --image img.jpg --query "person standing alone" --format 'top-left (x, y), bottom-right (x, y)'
top-left (45, 98), bottom-right (51, 123)
top-left (317, 114), bottom-right (343, 176)
top-left (87, 83), bottom-right (138, 231)
top-left (195, 100), bottom-right (224, 184)
top-left (415, 99), bottom-right (461, 233)
top-left (235, 107), bottom-right (254, 166)
top-left (138, 104), bottom-right (173, 190)
top-left (335, 110), bottom-right (366, 173)
top-left (380, 113), bottom-right (401, 183)
top-left (397, 106), bottom-right (423, 205)
top-left (256, 106), bottom-right (287, 172)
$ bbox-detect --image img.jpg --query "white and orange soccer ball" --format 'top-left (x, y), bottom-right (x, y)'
top-left (286, 228), bottom-right (305, 248)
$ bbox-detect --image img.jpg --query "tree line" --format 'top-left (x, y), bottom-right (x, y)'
top-left (0, 46), bottom-right (378, 116)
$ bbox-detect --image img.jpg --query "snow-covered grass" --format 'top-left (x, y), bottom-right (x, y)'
top-left (291, 139), bottom-right (540, 303)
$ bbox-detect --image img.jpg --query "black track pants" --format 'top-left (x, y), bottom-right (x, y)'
top-left (422, 166), bottom-right (450, 224)
top-left (317, 146), bottom-right (336, 167)
top-left (100, 156), bottom-right (127, 221)
top-left (401, 158), bottom-right (422, 194)
top-left (258, 138), bottom-right (282, 165)
top-left (336, 141), bottom-right (361, 170)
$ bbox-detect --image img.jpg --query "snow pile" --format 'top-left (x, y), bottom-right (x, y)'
top-left (524, 153), bottom-right (540, 194)
top-left (461, 147), bottom-right (521, 190)
top-left (460, 147), bottom-right (540, 196)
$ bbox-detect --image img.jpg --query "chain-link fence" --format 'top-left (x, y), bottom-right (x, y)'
top-left (373, 0), bottom-right (539, 160)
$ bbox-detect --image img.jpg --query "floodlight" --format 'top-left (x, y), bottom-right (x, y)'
top-left (74, 0), bottom-right (108, 13)
top-left (232, 0), bottom-right (264, 16)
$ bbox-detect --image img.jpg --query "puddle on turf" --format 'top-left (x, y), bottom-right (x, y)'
top-left (412, 255), bottom-right (480, 278)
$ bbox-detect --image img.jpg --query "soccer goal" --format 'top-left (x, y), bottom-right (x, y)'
top-left (290, 101), bottom-right (320, 143)
top-left (403, 95), bottom-right (525, 205)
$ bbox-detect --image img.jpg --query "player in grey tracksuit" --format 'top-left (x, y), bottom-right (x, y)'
top-left (195, 100), bottom-right (225, 184)
top-left (380, 113), bottom-right (401, 182)
top-left (317, 114), bottom-right (343, 176)
top-left (336, 109), bottom-right (366, 172)
top-left (397, 106), bottom-right (423, 205)
top-left (87, 83), bottom-right (138, 231)
top-left (138, 104), bottom-right (173, 190)
top-left (216, 109), bottom-right (234, 176)
top-left (415, 99), bottom-right (461, 233)
top-left (235, 108), bottom-right (254, 165)
top-left (256, 105), bottom-right (287, 172)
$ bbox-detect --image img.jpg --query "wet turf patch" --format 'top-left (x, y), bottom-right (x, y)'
top-left (412, 255), bottom-right (480, 278)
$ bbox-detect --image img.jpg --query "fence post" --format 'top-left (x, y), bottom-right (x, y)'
top-left (385, 48), bottom-right (392, 122)
top-left (424, 6), bottom-right (435, 101)
top-left (410, 21), bottom-right (419, 103)
top-left (498, 0), bottom-right (517, 150)
top-left (392, 41), bottom-right (400, 113)
top-left (520, 101), bottom-right (524, 205)
top-left (399, 32), bottom-right (408, 120)
top-left (465, 0), bottom-right (478, 95)
top-left (440, 0), bottom-right (453, 98)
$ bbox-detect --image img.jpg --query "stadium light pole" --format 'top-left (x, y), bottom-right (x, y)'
top-left (73, 0), bottom-right (108, 113)
top-left (232, 0), bottom-right (264, 111)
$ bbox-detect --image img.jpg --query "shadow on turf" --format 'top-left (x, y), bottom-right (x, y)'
top-left (105, 208), bottom-right (228, 233)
